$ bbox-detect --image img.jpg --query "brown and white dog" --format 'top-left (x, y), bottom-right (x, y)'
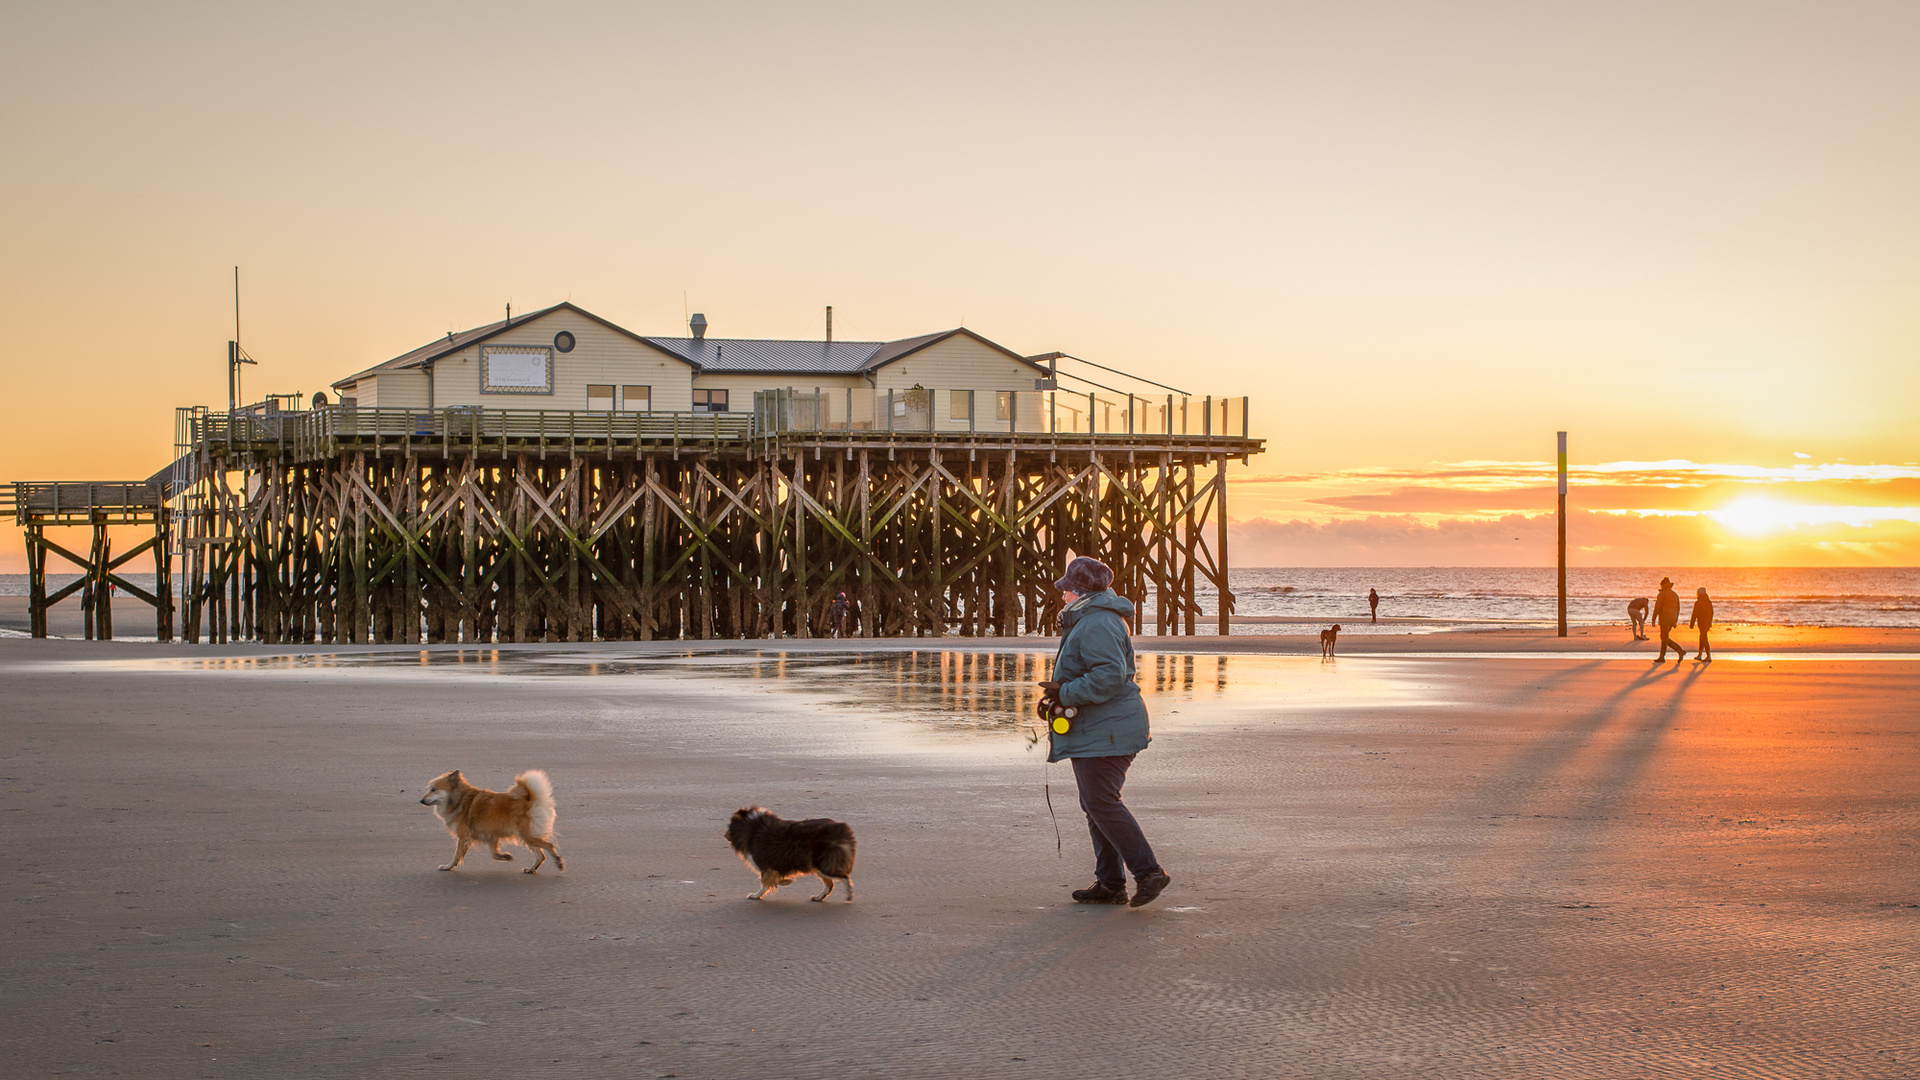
top-left (419, 769), bottom-right (564, 874)
top-left (724, 807), bottom-right (856, 902)
top-left (1320, 623), bottom-right (1341, 657)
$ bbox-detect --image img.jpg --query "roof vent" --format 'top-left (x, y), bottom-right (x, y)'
top-left (690, 313), bottom-right (708, 341)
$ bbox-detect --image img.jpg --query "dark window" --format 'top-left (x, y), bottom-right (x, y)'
top-left (694, 389), bottom-right (729, 412)
top-left (553, 331), bottom-right (576, 353)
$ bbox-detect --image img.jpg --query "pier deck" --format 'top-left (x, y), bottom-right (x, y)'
top-left (19, 402), bottom-right (1261, 645)
top-left (9, 481), bottom-right (174, 640)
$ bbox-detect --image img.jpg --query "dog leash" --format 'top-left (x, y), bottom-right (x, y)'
top-left (1043, 760), bottom-right (1062, 857)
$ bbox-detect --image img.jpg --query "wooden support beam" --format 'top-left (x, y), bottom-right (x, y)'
top-left (153, 430), bottom-right (1254, 644)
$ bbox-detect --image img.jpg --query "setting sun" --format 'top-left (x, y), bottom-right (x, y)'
top-left (1711, 496), bottom-right (1805, 536)
top-left (1707, 497), bottom-right (1920, 537)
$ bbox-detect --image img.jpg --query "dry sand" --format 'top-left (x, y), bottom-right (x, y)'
top-left (2, 632), bottom-right (1916, 1078)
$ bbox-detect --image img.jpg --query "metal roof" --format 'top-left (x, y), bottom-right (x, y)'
top-left (641, 338), bottom-right (884, 374)
top-left (645, 329), bottom-right (1048, 377)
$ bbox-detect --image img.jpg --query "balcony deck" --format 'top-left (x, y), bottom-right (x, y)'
top-left (177, 400), bottom-right (1260, 466)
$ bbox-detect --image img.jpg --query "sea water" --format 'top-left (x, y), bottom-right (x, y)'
top-left (5, 566), bottom-right (1917, 632)
top-left (1186, 566), bottom-right (1920, 631)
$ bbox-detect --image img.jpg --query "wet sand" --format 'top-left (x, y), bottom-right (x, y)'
top-left (3, 634), bottom-right (1917, 1078)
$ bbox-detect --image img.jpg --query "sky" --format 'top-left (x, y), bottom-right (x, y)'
top-left (2, 1), bottom-right (1917, 570)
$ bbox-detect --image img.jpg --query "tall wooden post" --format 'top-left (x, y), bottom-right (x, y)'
top-left (155, 506), bottom-right (174, 641)
top-left (793, 453), bottom-right (809, 637)
top-left (25, 524), bottom-right (46, 638)
top-left (1557, 431), bottom-right (1568, 638)
top-left (1216, 454), bottom-right (1230, 637)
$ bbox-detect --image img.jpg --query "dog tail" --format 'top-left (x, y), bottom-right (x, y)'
top-left (820, 832), bottom-right (857, 879)
top-left (516, 770), bottom-right (556, 839)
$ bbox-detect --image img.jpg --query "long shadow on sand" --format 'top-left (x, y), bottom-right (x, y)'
top-left (1462, 659), bottom-right (1699, 821)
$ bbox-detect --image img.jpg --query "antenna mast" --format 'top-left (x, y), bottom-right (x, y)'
top-left (227, 266), bottom-right (256, 413)
top-left (230, 267), bottom-right (240, 412)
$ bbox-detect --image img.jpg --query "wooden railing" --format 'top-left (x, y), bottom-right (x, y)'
top-left (180, 406), bottom-right (758, 460)
top-left (11, 481), bottom-right (166, 524)
top-left (174, 401), bottom-right (1258, 463)
top-left (753, 387), bottom-right (1253, 438)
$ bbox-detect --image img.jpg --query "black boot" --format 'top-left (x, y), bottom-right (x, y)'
top-left (1129, 869), bottom-right (1172, 908)
top-left (1071, 881), bottom-right (1128, 904)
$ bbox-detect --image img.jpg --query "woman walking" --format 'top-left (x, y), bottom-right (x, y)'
top-left (1039, 556), bottom-right (1171, 908)
top-left (1689, 587), bottom-right (1715, 662)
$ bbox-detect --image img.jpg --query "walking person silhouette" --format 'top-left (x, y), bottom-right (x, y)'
top-left (1689, 588), bottom-right (1715, 662)
top-left (1368, 588), bottom-right (1380, 623)
top-left (1653, 577), bottom-right (1686, 663)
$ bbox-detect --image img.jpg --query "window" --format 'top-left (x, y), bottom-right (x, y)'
top-left (480, 346), bottom-right (553, 394)
top-left (950, 391), bottom-right (971, 420)
top-left (587, 385), bottom-right (615, 411)
top-left (694, 388), bottom-right (729, 412)
top-left (996, 391), bottom-right (1012, 421)
top-left (622, 385), bottom-right (651, 412)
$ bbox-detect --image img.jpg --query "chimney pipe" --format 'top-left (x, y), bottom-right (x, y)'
top-left (505, 302), bottom-right (511, 327)
top-left (825, 306), bottom-right (833, 344)
top-left (690, 313), bottom-right (708, 341)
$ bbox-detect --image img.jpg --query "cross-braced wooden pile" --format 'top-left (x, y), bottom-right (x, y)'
top-left (169, 418), bottom-right (1260, 644)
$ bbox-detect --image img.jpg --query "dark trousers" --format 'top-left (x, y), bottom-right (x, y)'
top-left (1657, 623), bottom-right (1686, 660)
top-left (1071, 754), bottom-right (1160, 888)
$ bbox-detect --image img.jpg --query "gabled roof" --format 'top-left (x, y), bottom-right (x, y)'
top-left (642, 327), bottom-right (1048, 378)
top-left (332, 302), bottom-right (688, 389)
top-left (863, 327), bottom-right (1043, 372)
top-left (331, 305), bottom-right (1049, 388)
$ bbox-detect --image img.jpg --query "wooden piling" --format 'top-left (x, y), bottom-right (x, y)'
top-left (15, 411), bottom-right (1258, 644)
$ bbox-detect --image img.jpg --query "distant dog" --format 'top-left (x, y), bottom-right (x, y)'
top-left (1320, 624), bottom-right (1341, 657)
top-left (419, 769), bottom-right (564, 874)
top-left (725, 807), bottom-right (856, 902)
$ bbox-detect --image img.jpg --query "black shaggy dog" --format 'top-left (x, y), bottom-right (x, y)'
top-left (725, 807), bottom-right (857, 902)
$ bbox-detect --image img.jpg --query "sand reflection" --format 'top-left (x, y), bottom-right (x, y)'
top-left (111, 646), bottom-right (1457, 738)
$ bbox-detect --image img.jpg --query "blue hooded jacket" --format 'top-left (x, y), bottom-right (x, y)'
top-left (1047, 589), bottom-right (1151, 763)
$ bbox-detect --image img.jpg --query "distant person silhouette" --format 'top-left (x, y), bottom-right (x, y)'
top-left (1653, 578), bottom-right (1686, 663)
top-left (828, 592), bottom-right (850, 638)
top-left (1627, 597), bottom-right (1649, 641)
top-left (1689, 588), bottom-right (1715, 662)
top-left (1368, 588), bottom-right (1380, 623)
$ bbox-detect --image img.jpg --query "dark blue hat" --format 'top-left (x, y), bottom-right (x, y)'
top-left (1054, 556), bottom-right (1114, 594)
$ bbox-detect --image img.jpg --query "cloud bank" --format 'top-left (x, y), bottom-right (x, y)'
top-left (1227, 457), bottom-right (1920, 566)
top-left (1228, 510), bottom-right (1920, 567)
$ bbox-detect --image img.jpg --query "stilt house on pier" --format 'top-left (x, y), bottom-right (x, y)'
top-left (330, 302), bottom-right (1055, 431)
top-left (9, 303), bottom-right (1262, 644)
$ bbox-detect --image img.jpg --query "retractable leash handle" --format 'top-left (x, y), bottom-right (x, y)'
top-left (1033, 690), bottom-right (1077, 734)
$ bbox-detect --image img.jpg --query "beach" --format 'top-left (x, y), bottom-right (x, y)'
top-left (3, 631), bottom-right (1916, 1078)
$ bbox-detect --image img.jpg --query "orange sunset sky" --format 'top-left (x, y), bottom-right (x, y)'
top-left (3, 2), bottom-right (1916, 571)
